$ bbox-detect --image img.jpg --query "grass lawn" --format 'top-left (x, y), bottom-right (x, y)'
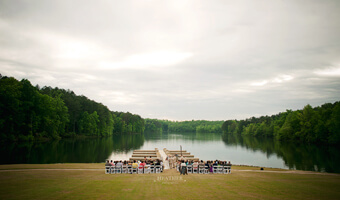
top-left (0, 164), bottom-right (339, 200)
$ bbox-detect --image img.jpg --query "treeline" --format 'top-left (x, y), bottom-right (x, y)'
top-left (222, 102), bottom-right (340, 144)
top-left (145, 119), bottom-right (224, 133)
top-left (0, 75), bottom-right (144, 141)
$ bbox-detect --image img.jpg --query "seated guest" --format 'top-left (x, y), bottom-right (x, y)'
top-left (127, 160), bottom-right (132, 173)
top-left (154, 159), bottom-right (158, 166)
top-left (213, 160), bottom-right (218, 166)
top-left (116, 160), bottom-right (123, 168)
top-left (205, 161), bottom-right (210, 169)
top-left (193, 160), bottom-right (198, 169)
top-left (139, 161), bottom-right (146, 169)
top-left (138, 161), bottom-right (145, 173)
top-left (110, 160), bottom-right (115, 166)
top-left (105, 160), bottom-right (111, 167)
top-left (149, 161), bottom-right (155, 171)
top-left (199, 160), bottom-right (205, 170)
top-left (132, 160), bottom-right (138, 169)
top-left (153, 160), bottom-right (160, 173)
top-left (186, 160), bottom-right (192, 166)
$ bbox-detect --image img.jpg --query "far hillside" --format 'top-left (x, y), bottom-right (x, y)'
top-left (0, 75), bottom-right (144, 141)
top-left (222, 102), bottom-right (340, 144)
top-left (144, 119), bottom-right (224, 133)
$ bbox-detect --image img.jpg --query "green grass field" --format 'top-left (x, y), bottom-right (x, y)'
top-left (0, 164), bottom-right (339, 200)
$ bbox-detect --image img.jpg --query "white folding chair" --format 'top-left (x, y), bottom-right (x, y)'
top-left (150, 165), bottom-right (155, 173)
top-left (105, 166), bottom-right (110, 174)
top-left (132, 167), bottom-right (138, 174)
top-left (193, 164), bottom-right (198, 173)
top-left (138, 166), bottom-right (144, 174)
top-left (122, 165), bottom-right (128, 174)
top-left (110, 166), bottom-right (115, 174)
top-left (213, 166), bottom-right (218, 173)
top-left (127, 165), bottom-right (132, 174)
top-left (144, 165), bottom-right (151, 174)
top-left (187, 165), bottom-right (193, 173)
top-left (204, 166), bottom-right (209, 174)
top-left (155, 165), bottom-right (161, 173)
top-left (223, 166), bottom-right (229, 174)
top-left (198, 165), bottom-right (205, 174)
top-left (115, 166), bottom-right (122, 174)
top-left (217, 166), bottom-right (223, 174)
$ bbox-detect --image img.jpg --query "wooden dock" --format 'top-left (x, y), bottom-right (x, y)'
top-left (163, 148), bottom-right (199, 160)
top-left (163, 148), bottom-right (199, 169)
top-left (127, 148), bottom-right (199, 169)
top-left (129, 148), bottom-right (162, 161)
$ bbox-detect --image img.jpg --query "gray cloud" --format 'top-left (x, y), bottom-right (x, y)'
top-left (1, 0), bottom-right (340, 120)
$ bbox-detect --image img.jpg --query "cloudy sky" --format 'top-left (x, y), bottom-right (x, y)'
top-left (1, 0), bottom-right (340, 120)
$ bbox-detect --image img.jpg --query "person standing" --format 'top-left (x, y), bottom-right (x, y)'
top-left (180, 160), bottom-right (187, 175)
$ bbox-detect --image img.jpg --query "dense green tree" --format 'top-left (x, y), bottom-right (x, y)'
top-left (276, 111), bottom-right (300, 140)
top-left (145, 119), bottom-right (163, 133)
top-left (328, 103), bottom-right (340, 144)
top-left (0, 76), bottom-right (22, 139)
top-left (112, 112), bottom-right (144, 134)
top-left (222, 102), bottom-right (340, 144)
top-left (145, 119), bottom-right (224, 133)
top-left (79, 111), bottom-right (99, 135)
top-left (0, 75), bottom-right (144, 141)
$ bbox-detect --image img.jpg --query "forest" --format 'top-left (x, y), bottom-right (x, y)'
top-left (0, 75), bottom-right (144, 141)
top-left (2, 75), bottom-right (339, 145)
top-left (222, 102), bottom-right (340, 144)
top-left (144, 118), bottom-right (224, 133)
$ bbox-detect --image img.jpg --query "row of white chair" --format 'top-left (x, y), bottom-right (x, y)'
top-left (105, 165), bottom-right (163, 174)
top-left (177, 165), bottom-right (231, 174)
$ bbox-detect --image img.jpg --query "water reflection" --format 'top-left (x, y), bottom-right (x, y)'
top-left (222, 133), bottom-right (340, 173)
top-left (143, 132), bottom-right (222, 141)
top-left (1, 132), bottom-right (339, 173)
top-left (0, 134), bottom-right (145, 164)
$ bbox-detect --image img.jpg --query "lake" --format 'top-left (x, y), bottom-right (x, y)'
top-left (1, 132), bottom-right (339, 173)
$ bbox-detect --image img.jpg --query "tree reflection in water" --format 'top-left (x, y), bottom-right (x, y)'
top-left (2, 132), bottom-right (339, 173)
top-left (0, 133), bottom-right (145, 164)
top-left (222, 133), bottom-right (340, 173)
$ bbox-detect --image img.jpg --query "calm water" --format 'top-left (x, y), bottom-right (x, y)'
top-left (1, 132), bottom-right (339, 173)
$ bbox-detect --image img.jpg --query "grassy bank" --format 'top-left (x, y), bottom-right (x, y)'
top-left (0, 164), bottom-right (339, 200)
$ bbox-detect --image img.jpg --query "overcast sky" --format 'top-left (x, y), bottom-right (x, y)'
top-left (1, 0), bottom-right (340, 120)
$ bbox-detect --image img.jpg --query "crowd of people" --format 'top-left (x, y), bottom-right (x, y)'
top-left (105, 159), bottom-right (164, 174)
top-left (176, 160), bottom-right (232, 175)
top-left (105, 158), bottom-right (231, 175)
